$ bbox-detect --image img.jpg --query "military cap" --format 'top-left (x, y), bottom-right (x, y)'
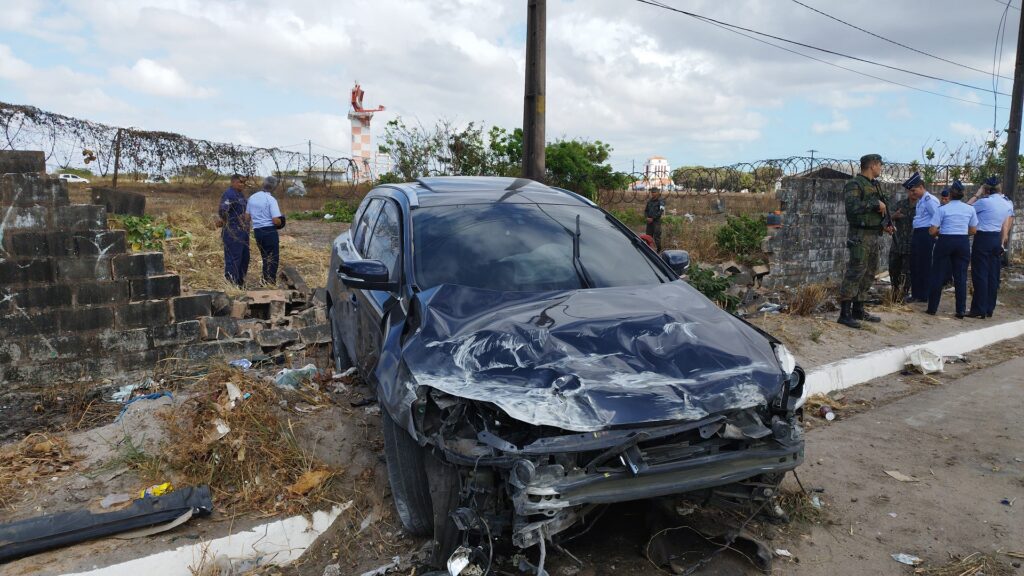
top-left (940, 188), bottom-right (950, 197)
top-left (985, 175), bottom-right (1000, 187)
top-left (901, 172), bottom-right (923, 190)
top-left (950, 179), bottom-right (964, 192)
top-left (860, 153), bottom-right (883, 165)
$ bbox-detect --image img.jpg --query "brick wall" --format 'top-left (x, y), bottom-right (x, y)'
top-left (0, 160), bottom-right (258, 389)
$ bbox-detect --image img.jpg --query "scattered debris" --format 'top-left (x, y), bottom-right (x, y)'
top-left (907, 348), bottom-right (944, 374)
top-left (818, 405), bottom-right (836, 421)
top-left (884, 470), bottom-right (920, 483)
top-left (358, 555), bottom-right (401, 576)
top-left (1001, 497), bottom-right (1016, 506)
top-left (916, 552), bottom-right (1013, 576)
top-left (229, 358), bottom-right (252, 369)
top-left (287, 469), bottom-right (332, 496)
top-left (891, 553), bottom-right (923, 566)
top-left (775, 549), bottom-right (793, 558)
top-left (274, 364), bottom-right (320, 389)
top-left (99, 493), bottom-right (132, 509)
top-left (138, 482), bottom-right (173, 498)
top-left (0, 432), bottom-right (79, 509)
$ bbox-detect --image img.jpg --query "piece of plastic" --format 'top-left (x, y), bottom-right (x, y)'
top-left (274, 363), bottom-right (319, 389)
top-left (891, 553), bottom-right (923, 566)
top-left (907, 348), bottom-right (944, 374)
top-left (139, 482), bottom-right (173, 498)
top-left (100, 493), bottom-right (132, 509)
top-left (229, 358), bottom-right (252, 369)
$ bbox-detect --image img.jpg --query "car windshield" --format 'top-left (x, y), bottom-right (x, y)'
top-left (412, 202), bottom-right (669, 291)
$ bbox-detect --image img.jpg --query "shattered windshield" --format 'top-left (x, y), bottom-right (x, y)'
top-left (412, 203), bottom-right (669, 291)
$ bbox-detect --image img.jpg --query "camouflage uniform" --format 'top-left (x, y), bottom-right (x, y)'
top-left (840, 174), bottom-right (887, 301)
top-left (888, 197), bottom-right (914, 300)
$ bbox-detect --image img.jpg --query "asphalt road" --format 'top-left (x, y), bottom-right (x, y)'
top-left (776, 354), bottom-right (1024, 574)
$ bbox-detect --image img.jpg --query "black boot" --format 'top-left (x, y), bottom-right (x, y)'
top-left (838, 301), bottom-right (861, 328)
top-left (853, 301), bottom-right (881, 323)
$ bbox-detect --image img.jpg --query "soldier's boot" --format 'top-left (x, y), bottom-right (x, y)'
top-left (837, 301), bottom-right (861, 329)
top-left (852, 301), bottom-right (881, 323)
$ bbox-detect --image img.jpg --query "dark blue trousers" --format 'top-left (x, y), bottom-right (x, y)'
top-left (910, 227), bottom-right (935, 300)
top-left (253, 226), bottom-right (280, 285)
top-left (222, 228), bottom-right (250, 287)
top-left (927, 235), bottom-right (970, 315)
top-left (969, 231), bottom-right (1003, 317)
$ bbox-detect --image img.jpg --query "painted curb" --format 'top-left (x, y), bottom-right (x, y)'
top-left (802, 318), bottom-right (1024, 400)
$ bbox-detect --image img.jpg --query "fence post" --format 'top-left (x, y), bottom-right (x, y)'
top-left (112, 128), bottom-right (122, 189)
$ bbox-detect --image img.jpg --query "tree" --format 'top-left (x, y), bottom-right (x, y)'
top-left (545, 138), bottom-right (628, 200)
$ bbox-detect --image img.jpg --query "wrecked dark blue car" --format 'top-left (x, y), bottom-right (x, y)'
top-left (326, 177), bottom-right (804, 563)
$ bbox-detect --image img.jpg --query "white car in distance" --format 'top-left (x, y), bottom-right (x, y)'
top-left (57, 173), bottom-right (90, 184)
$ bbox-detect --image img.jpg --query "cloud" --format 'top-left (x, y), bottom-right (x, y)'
top-left (0, 44), bottom-right (33, 79)
top-left (110, 59), bottom-right (215, 98)
top-left (949, 121), bottom-right (992, 141)
top-left (812, 111), bottom-right (850, 134)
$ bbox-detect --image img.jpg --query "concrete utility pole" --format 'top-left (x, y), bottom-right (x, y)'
top-left (1004, 8), bottom-right (1024, 205)
top-left (522, 0), bottom-right (546, 181)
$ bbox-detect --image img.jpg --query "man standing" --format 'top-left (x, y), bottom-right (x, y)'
top-left (838, 154), bottom-right (891, 329)
top-left (247, 176), bottom-right (286, 286)
top-left (218, 173), bottom-right (250, 287)
top-left (907, 172), bottom-right (938, 302)
top-left (926, 182), bottom-right (977, 318)
top-left (889, 176), bottom-right (917, 302)
top-left (645, 187), bottom-right (666, 251)
top-left (967, 176), bottom-right (1014, 318)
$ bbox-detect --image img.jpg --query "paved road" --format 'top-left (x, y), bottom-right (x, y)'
top-left (778, 355), bottom-right (1024, 574)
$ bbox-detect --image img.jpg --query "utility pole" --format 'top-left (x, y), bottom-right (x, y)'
top-left (1004, 9), bottom-right (1024, 205)
top-left (112, 128), bottom-right (122, 189)
top-left (308, 140), bottom-right (313, 175)
top-left (807, 149), bottom-right (818, 172)
top-left (522, 0), bottom-right (546, 181)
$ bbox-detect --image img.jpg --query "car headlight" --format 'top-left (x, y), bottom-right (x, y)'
top-left (774, 344), bottom-right (796, 376)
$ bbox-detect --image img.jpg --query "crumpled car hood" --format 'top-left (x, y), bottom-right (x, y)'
top-left (399, 281), bottom-right (785, 432)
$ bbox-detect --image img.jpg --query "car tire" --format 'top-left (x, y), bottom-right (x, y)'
top-left (424, 450), bottom-right (462, 567)
top-left (329, 310), bottom-right (353, 373)
top-left (380, 408), bottom-right (435, 536)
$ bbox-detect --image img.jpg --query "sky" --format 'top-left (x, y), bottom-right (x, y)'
top-left (0, 0), bottom-right (1020, 172)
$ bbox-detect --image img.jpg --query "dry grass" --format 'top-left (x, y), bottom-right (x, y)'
top-left (0, 432), bottom-right (79, 510)
top-left (789, 284), bottom-right (832, 316)
top-left (160, 365), bottom-right (337, 515)
top-left (776, 487), bottom-right (826, 525)
top-left (664, 220), bottom-right (724, 263)
top-left (915, 553), bottom-right (1013, 576)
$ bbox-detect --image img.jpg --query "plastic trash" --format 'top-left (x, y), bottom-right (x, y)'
top-left (775, 549), bottom-right (793, 558)
top-left (907, 348), bottom-right (944, 374)
top-left (273, 363), bottom-right (320, 389)
top-left (115, 391), bottom-right (173, 422)
top-left (228, 358), bottom-right (252, 369)
top-left (891, 553), bottom-right (922, 566)
top-left (758, 303), bottom-right (782, 314)
top-left (447, 546), bottom-right (475, 575)
top-left (323, 213), bottom-right (334, 220)
top-left (110, 378), bottom-right (155, 403)
top-left (286, 180), bottom-right (307, 197)
top-left (139, 482), bottom-right (173, 499)
top-left (100, 493), bottom-right (132, 509)
top-left (818, 405), bottom-right (836, 421)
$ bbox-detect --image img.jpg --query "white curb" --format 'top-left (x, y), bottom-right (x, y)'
top-left (62, 506), bottom-right (342, 576)
top-left (802, 318), bottom-right (1024, 400)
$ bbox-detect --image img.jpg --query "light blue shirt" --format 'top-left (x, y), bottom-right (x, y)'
top-left (974, 194), bottom-right (1014, 232)
top-left (912, 192), bottom-right (939, 229)
top-left (930, 200), bottom-right (978, 235)
top-left (246, 191), bottom-right (283, 229)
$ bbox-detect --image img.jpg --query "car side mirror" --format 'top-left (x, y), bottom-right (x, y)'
top-left (338, 260), bottom-right (397, 292)
top-left (660, 250), bottom-right (690, 275)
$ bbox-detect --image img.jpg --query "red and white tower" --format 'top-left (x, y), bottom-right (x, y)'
top-left (348, 82), bottom-right (385, 182)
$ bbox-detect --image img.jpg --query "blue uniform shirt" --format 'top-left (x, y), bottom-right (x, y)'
top-left (930, 200), bottom-right (978, 235)
top-left (219, 186), bottom-right (249, 232)
top-left (913, 192), bottom-right (940, 229)
top-left (973, 194), bottom-right (1014, 232)
top-left (246, 191), bottom-right (283, 229)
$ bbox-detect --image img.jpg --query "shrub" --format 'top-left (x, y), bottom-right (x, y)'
top-left (715, 215), bottom-right (766, 261)
top-left (685, 263), bottom-right (739, 313)
top-left (288, 199), bottom-right (358, 223)
top-left (111, 215), bottom-right (191, 251)
top-left (607, 207), bottom-right (645, 227)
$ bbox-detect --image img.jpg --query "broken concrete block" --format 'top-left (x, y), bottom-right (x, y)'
top-left (269, 300), bottom-right (286, 320)
top-left (281, 266), bottom-right (311, 296)
top-left (298, 324), bottom-right (331, 345)
top-left (722, 261), bottom-right (742, 275)
top-left (312, 288), bottom-right (328, 306)
top-left (236, 320), bottom-right (266, 340)
top-left (200, 316), bottom-right (239, 340)
top-left (752, 265), bottom-right (770, 278)
top-left (732, 272), bottom-right (754, 287)
top-left (196, 290), bottom-right (231, 316)
top-left (246, 289), bottom-right (290, 305)
top-left (255, 328), bottom-right (299, 348)
top-left (230, 300), bottom-right (248, 319)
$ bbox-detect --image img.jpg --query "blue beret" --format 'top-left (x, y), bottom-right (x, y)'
top-left (951, 179), bottom-right (964, 192)
top-left (901, 172), bottom-right (922, 190)
top-left (985, 175), bottom-right (1000, 187)
top-left (940, 188), bottom-right (950, 197)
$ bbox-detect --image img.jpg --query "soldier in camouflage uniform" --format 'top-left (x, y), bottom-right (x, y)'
top-left (838, 154), bottom-right (893, 328)
top-left (888, 191), bottom-right (915, 302)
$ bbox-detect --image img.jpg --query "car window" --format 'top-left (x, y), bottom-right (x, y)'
top-left (353, 199), bottom-right (383, 255)
top-left (364, 200), bottom-right (401, 282)
top-left (412, 203), bottom-right (668, 291)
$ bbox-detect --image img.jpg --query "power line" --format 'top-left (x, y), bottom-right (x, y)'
top-left (635, 0), bottom-right (1011, 97)
top-left (790, 0), bottom-right (1012, 81)
top-left (991, 0), bottom-right (1020, 11)
top-left (634, 0), bottom-right (1004, 108)
top-left (994, 0), bottom-right (1012, 133)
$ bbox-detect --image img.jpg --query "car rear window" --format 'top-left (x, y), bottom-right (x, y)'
top-left (412, 203), bottom-right (668, 291)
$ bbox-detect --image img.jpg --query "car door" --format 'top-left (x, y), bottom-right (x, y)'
top-left (332, 198), bottom-right (383, 364)
top-left (354, 198), bottom-right (402, 376)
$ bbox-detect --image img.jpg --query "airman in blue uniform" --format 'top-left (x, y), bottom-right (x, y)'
top-left (218, 173), bottom-right (251, 287)
top-left (926, 182), bottom-right (977, 318)
top-left (967, 176), bottom-right (1015, 318)
top-left (904, 172), bottom-right (938, 302)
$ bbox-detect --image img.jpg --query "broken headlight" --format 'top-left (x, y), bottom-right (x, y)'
top-left (773, 344), bottom-right (796, 376)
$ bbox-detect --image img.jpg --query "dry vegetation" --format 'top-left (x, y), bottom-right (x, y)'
top-left (0, 432), bottom-right (79, 510)
top-left (915, 553), bottom-right (1013, 576)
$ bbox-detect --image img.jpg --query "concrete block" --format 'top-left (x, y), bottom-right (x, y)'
top-left (55, 205), bottom-right (107, 231)
top-left (0, 150), bottom-right (45, 175)
top-left (3, 231), bottom-right (50, 258)
top-left (0, 340), bottom-right (25, 365)
top-left (230, 300), bottom-right (248, 319)
top-left (150, 320), bottom-right (201, 347)
top-left (0, 310), bottom-right (59, 337)
top-left (0, 284), bottom-right (72, 312)
top-left (255, 328), bottom-right (298, 348)
top-left (171, 294), bottom-right (212, 322)
top-left (59, 306), bottom-right (115, 332)
top-left (111, 252), bottom-right (164, 278)
top-left (56, 257), bottom-right (113, 281)
top-left (281, 266), bottom-right (310, 295)
top-left (180, 338), bottom-right (261, 362)
top-left (76, 281), bottom-right (130, 306)
top-left (98, 328), bottom-right (150, 354)
top-left (312, 288), bottom-right (328, 306)
top-left (128, 274), bottom-right (181, 301)
top-left (200, 316), bottom-right (239, 340)
top-left (0, 259), bottom-right (54, 285)
top-left (116, 300), bottom-right (170, 329)
top-left (3, 205), bottom-right (51, 230)
top-left (196, 290), bottom-right (231, 316)
top-left (298, 324), bottom-right (331, 345)
top-left (91, 187), bottom-right (145, 216)
top-left (73, 230), bottom-right (126, 257)
top-left (24, 333), bottom-right (100, 362)
top-left (0, 173), bottom-right (68, 206)
top-left (236, 319), bottom-right (266, 340)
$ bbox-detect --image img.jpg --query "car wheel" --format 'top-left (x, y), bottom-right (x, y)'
top-left (380, 408), bottom-right (435, 536)
top-left (424, 449), bottom-right (462, 567)
top-left (329, 309), bottom-right (353, 373)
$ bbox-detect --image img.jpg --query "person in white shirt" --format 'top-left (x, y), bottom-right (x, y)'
top-left (246, 177), bottom-right (285, 285)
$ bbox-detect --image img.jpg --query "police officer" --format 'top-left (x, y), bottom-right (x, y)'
top-left (926, 181), bottom-right (977, 318)
top-left (645, 187), bottom-right (666, 251)
top-left (906, 172), bottom-right (938, 302)
top-left (967, 176), bottom-right (1015, 318)
top-left (889, 178), bottom-right (916, 302)
top-left (218, 173), bottom-right (251, 287)
top-left (838, 154), bottom-right (891, 328)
